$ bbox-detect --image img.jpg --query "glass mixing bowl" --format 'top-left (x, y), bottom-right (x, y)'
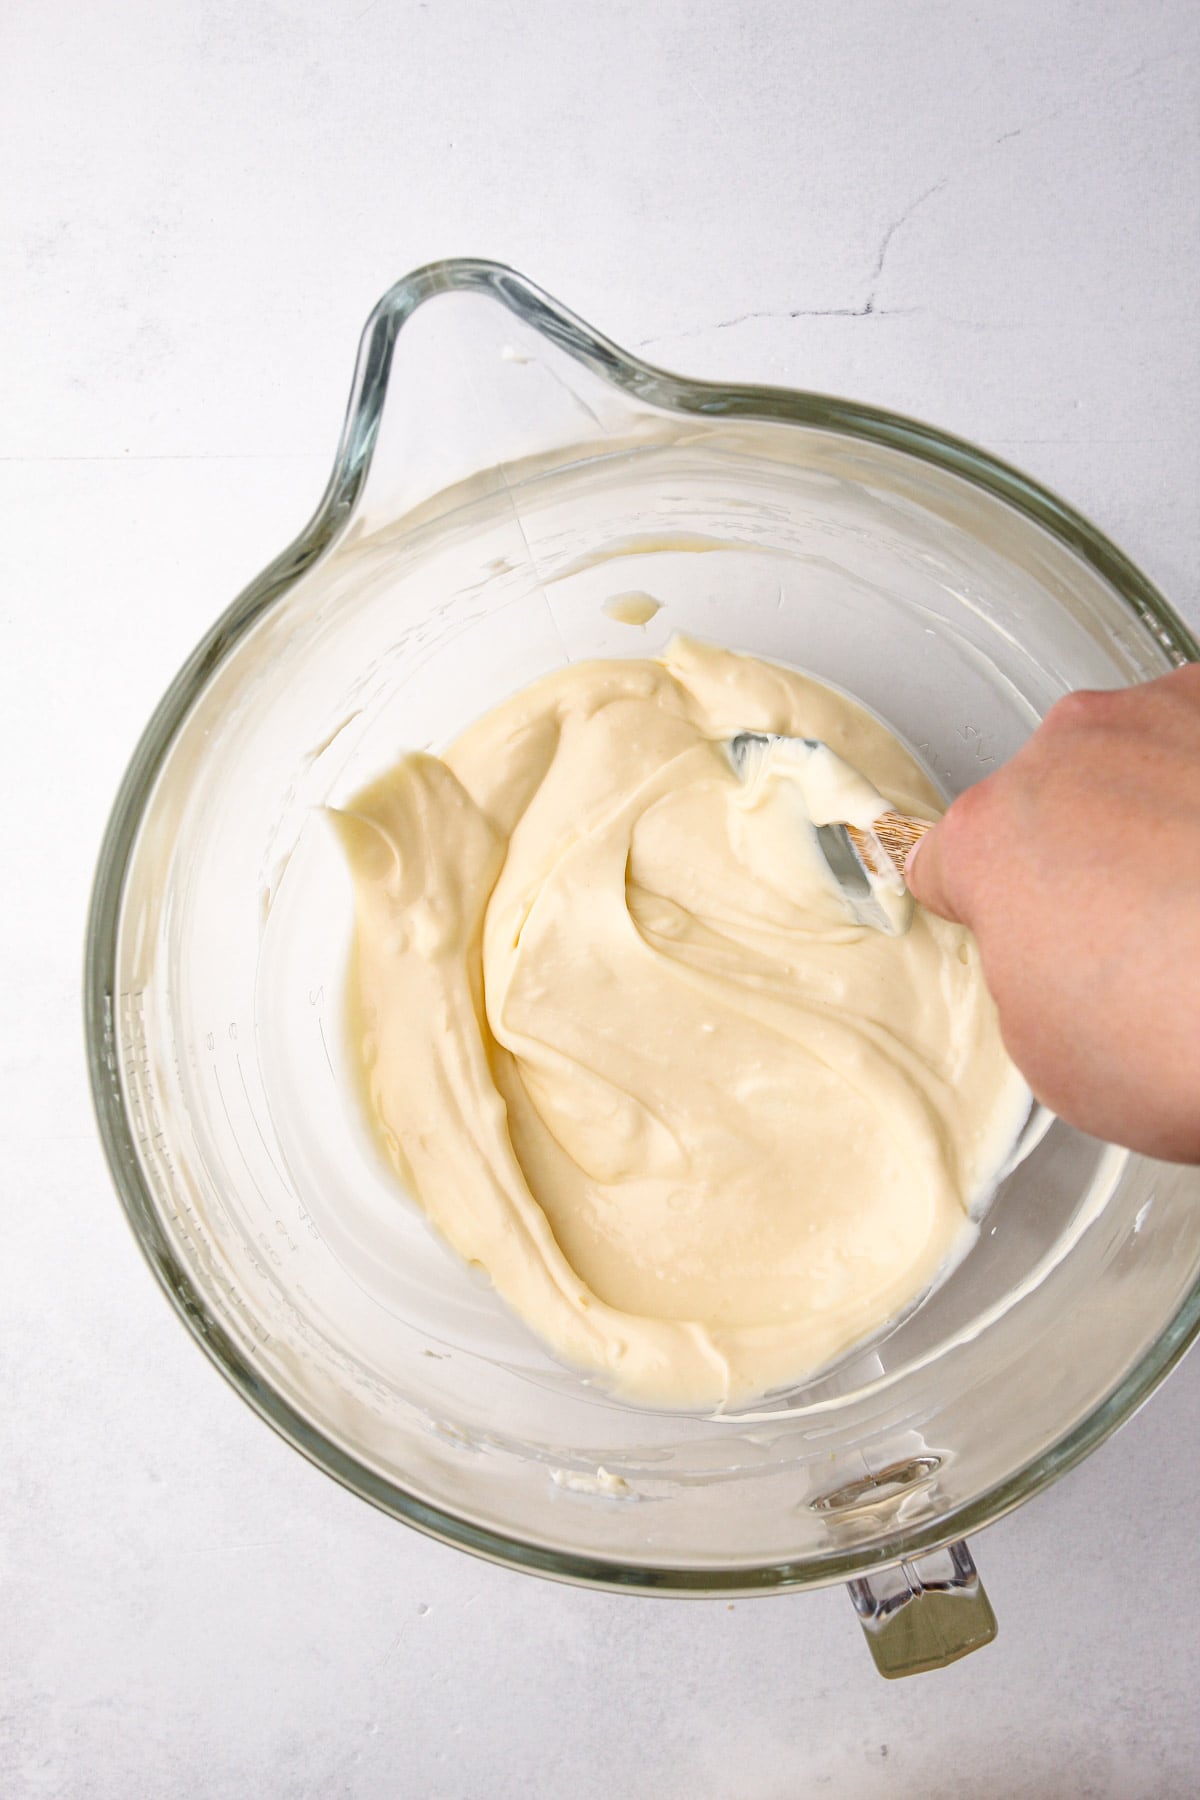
top-left (86, 261), bottom-right (1200, 1677)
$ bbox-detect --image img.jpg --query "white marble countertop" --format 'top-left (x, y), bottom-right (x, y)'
top-left (3, 2), bottom-right (1199, 1794)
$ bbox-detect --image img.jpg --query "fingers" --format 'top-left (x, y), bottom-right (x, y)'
top-left (904, 819), bottom-right (963, 922)
top-left (904, 772), bottom-right (1002, 925)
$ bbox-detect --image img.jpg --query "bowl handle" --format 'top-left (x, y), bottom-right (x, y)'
top-left (846, 1539), bottom-right (997, 1678)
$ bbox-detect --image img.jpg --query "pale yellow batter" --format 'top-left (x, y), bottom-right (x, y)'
top-left (336, 637), bottom-right (1028, 1407)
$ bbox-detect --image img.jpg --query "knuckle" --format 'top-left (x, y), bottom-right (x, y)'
top-left (1043, 687), bottom-right (1113, 733)
top-left (1166, 662), bottom-right (1200, 703)
top-left (941, 777), bottom-right (990, 846)
top-left (932, 781), bottom-right (991, 897)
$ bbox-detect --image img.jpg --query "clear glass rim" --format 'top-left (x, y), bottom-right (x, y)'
top-left (84, 257), bottom-right (1200, 1596)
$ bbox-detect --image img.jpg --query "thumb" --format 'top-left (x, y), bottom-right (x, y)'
top-left (905, 818), bottom-right (965, 923)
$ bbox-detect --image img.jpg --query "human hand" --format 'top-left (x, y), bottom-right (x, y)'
top-left (906, 665), bottom-right (1200, 1163)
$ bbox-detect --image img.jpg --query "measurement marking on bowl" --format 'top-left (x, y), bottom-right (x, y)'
top-left (957, 723), bottom-right (996, 763)
top-left (235, 1051), bottom-right (292, 1193)
top-left (119, 990), bottom-right (169, 1160)
top-left (295, 1200), bottom-right (322, 1242)
top-left (210, 1062), bottom-right (283, 1220)
top-left (915, 741), bottom-right (952, 783)
top-left (114, 989), bottom-right (275, 1353)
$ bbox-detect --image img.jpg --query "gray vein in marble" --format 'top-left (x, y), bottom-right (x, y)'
top-left (637, 176), bottom-right (947, 348)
